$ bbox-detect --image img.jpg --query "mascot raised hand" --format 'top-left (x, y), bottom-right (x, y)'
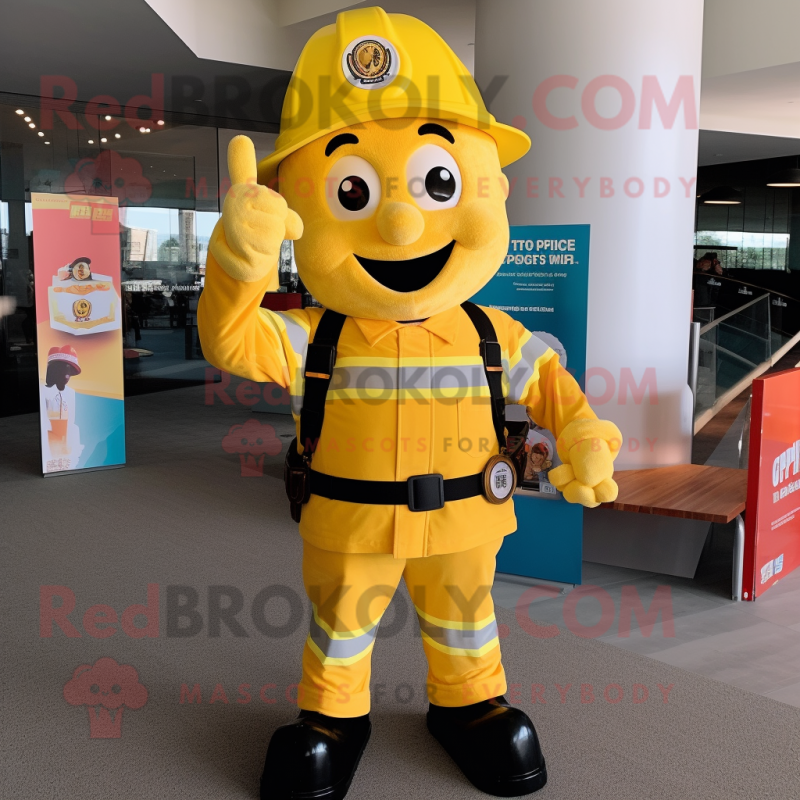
top-left (199, 7), bottom-right (621, 798)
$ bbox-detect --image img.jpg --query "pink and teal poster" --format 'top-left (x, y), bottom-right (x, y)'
top-left (32, 193), bottom-right (126, 475)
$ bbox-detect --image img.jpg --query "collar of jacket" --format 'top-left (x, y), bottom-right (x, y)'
top-left (352, 305), bottom-right (462, 347)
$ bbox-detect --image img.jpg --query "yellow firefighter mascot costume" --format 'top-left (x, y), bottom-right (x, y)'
top-left (199, 7), bottom-right (621, 798)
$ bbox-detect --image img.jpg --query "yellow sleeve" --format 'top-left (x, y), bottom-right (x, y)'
top-left (502, 316), bottom-right (596, 438)
top-left (197, 223), bottom-right (313, 392)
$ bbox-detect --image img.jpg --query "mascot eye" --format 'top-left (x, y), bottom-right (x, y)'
top-left (326, 155), bottom-right (380, 220)
top-left (338, 177), bottom-right (370, 211)
top-left (425, 168), bottom-right (456, 203)
top-left (406, 144), bottom-right (461, 210)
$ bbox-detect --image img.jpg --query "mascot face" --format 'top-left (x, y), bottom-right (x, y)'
top-left (280, 117), bottom-right (511, 321)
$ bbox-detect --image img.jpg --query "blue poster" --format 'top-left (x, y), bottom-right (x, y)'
top-left (472, 224), bottom-right (590, 585)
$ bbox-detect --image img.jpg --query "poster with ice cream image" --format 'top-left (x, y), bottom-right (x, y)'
top-left (32, 193), bottom-right (125, 475)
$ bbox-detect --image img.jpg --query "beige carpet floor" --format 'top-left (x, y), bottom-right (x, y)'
top-left (2, 385), bottom-right (799, 799)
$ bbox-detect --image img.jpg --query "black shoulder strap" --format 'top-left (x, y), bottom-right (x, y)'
top-left (299, 309), bottom-right (346, 458)
top-left (461, 302), bottom-right (506, 451)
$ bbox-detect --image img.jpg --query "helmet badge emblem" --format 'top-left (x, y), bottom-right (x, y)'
top-left (342, 36), bottom-right (399, 89)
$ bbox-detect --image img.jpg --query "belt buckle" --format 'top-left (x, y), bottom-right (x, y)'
top-left (407, 474), bottom-right (445, 512)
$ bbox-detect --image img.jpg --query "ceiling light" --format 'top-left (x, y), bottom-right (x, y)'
top-left (145, 127), bottom-right (151, 133)
top-left (115, 133), bottom-right (121, 139)
top-left (44, 141), bottom-right (50, 145)
top-left (15, 109), bottom-right (24, 115)
top-left (105, 115), bottom-right (112, 120)
top-left (157, 120), bottom-right (164, 125)
top-left (24, 116), bottom-right (31, 122)
top-left (28, 123), bottom-right (35, 128)
top-left (700, 186), bottom-right (742, 205)
top-left (100, 137), bottom-right (107, 143)
top-left (37, 131), bottom-right (44, 137)
top-left (88, 139), bottom-right (94, 144)
top-left (766, 167), bottom-right (800, 187)
top-left (139, 126), bottom-right (146, 132)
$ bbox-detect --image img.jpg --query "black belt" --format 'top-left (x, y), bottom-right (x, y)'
top-left (309, 470), bottom-right (484, 512)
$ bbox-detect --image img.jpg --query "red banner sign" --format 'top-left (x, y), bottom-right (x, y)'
top-left (744, 367), bottom-right (800, 598)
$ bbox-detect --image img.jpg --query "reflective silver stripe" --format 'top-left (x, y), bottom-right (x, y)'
top-left (277, 312), bottom-right (310, 362)
top-left (506, 335), bottom-right (553, 402)
top-left (330, 363), bottom-right (488, 393)
top-left (290, 393), bottom-right (303, 416)
top-left (417, 615), bottom-right (499, 651)
top-left (293, 362), bottom-right (489, 414)
top-left (308, 614), bottom-right (379, 661)
top-left (276, 314), bottom-right (310, 416)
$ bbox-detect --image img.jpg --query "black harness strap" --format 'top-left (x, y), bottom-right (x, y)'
top-left (288, 304), bottom-right (509, 512)
top-left (298, 309), bottom-right (346, 457)
top-left (310, 470), bottom-right (484, 509)
top-left (460, 301), bottom-right (507, 452)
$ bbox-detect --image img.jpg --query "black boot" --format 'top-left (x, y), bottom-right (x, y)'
top-left (260, 710), bottom-right (371, 800)
top-left (427, 696), bottom-right (547, 797)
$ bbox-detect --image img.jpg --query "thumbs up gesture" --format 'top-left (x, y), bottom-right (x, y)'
top-left (211, 135), bottom-right (303, 284)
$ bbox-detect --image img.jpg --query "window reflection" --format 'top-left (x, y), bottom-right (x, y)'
top-left (695, 231), bottom-right (790, 271)
top-left (1, 106), bottom-right (282, 415)
top-left (120, 208), bottom-right (219, 390)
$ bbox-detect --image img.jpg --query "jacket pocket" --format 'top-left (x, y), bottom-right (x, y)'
top-left (457, 395), bottom-right (497, 459)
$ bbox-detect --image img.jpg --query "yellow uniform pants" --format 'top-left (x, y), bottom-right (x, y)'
top-left (298, 537), bottom-right (507, 718)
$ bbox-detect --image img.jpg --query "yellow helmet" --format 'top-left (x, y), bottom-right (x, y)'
top-left (258, 6), bottom-right (530, 184)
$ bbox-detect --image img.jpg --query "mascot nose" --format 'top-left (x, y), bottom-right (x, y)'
top-left (376, 202), bottom-right (425, 246)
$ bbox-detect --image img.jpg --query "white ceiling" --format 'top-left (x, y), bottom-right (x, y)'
top-left (698, 130), bottom-right (800, 166)
top-left (702, 0), bottom-right (800, 78)
top-left (143, 0), bottom-right (476, 73)
top-left (143, 0), bottom-right (800, 158)
top-left (699, 0), bottom-right (800, 142)
top-left (700, 61), bottom-right (800, 139)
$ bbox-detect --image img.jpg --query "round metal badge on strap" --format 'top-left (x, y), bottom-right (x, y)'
top-left (482, 454), bottom-right (517, 504)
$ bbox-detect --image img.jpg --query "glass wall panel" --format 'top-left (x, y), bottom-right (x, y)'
top-left (0, 100), bottom-right (279, 415)
top-left (695, 231), bottom-right (790, 271)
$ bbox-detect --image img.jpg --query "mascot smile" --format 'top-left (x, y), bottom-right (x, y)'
top-left (199, 7), bottom-right (622, 798)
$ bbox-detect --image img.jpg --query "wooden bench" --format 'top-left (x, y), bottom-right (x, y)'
top-left (598, 464), bottom-right (748, 600)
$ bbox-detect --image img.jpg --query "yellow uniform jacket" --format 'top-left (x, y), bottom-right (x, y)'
top-left (199, 255), bottom-right (596, 559)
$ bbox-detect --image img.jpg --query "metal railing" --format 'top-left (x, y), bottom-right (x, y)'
top-left (691, 290), bottom-right (800, 432)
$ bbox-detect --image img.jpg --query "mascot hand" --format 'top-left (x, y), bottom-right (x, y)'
top-left (211, 135), bottom-right (303, 284)
top-left (548, 419), bottom-right (622, 508)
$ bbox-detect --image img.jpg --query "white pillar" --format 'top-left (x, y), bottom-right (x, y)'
top-left (475, 0), bottom-right (704, 467)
